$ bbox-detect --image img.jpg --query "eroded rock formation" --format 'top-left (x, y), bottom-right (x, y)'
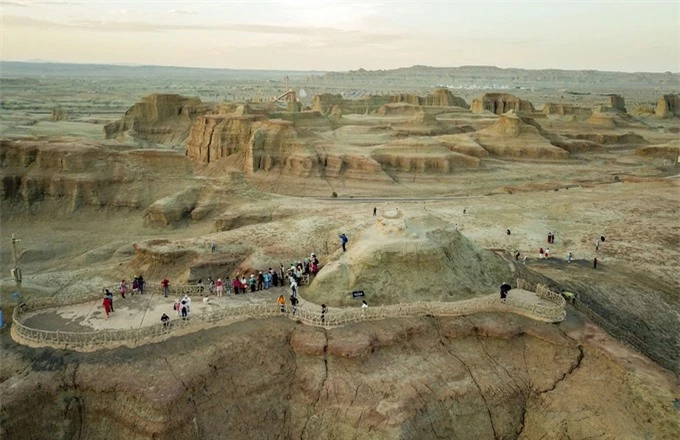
top-left (607, 94), bottom-right (627, 112)
top-left (104, 94), bottom-right (212, 144)
top-left (313, 89), bottom-right (467, 115)
top-left (0, 138), bottom-right (191, 211)
top-left (655, 94), bottom-right (680, 118)
top-left (307, 213), bottom-right (511, 305)
top-left (2, 311), bottom-right (677, 440)
top-left (470, 111), bottom-right (569, 159)
top-left (542, 103), bottom-right (592, 118)
top-left (470, 93), bottom-right (535, 114)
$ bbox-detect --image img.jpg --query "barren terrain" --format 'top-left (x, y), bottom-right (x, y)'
top-left (1, 63), bottom-right (679, 439)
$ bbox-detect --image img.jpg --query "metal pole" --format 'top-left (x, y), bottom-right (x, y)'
top-left (11, 233), bottom-right (21, 283)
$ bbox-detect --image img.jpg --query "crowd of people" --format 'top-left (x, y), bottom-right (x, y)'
top-left (101, 254), bottom-right (327, 324)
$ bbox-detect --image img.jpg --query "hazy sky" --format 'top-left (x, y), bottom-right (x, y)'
top-left (1, 0), bottom-right (678, 72)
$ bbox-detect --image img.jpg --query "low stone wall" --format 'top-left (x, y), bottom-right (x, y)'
top-left (11, 280), bottom-right (566, 352)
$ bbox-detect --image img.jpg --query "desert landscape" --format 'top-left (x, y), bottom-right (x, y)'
top-left (1, 57), bottom-right (679, 439)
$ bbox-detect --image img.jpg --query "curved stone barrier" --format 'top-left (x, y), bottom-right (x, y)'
top-left (11, 280), bottom-right (566, 352)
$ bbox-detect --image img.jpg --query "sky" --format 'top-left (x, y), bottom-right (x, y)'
top-left (1, 0), bottom-right (679, 72)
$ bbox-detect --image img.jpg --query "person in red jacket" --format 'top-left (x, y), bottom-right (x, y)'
top-left (161, 278), bottom-right (170, 298)
top-left (233, 276), bottom-right (241, 294)
top-left (102, 296), bottom-right (112, 318)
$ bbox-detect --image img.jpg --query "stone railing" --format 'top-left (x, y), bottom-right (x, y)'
top-left (11, 280), bottom-right (566, 352)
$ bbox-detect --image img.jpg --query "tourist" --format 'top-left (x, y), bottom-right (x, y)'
top-left (290, 276), bottom-right (298, 298)
top-left (595, 240), bottom-right (600, 252)
top-left (290, 295), bottom-right (299, 316)
top-left (271, 268), bottom-right (279, 288)
top-left (208, 277), bottom-right (215, 295)
top-left (548, 232), bottom-right (552, 244)
top-left (105, 289), bottom-right (115, 312)
top-left (463, 208), bottom-right (466, 215)
top-left (257, 271), bottom-right (264, 291)
top-left (249, 274), bottom-right (256, 292)
top-left (161, 313), bottom-right (170, 327)
top-left (161, 277), bottom-right (170, 298)
top-left (593, 257), bottom-right (598, 269)
top-left (102, 294), bottom-right (112, 318)
top-left (120, 279), bottom-right (127, 299)
top-left (373, 207), bottom-right (377, 216)
top-left (277, 294), bottom-right (286, 312)
top-left (210, 241), bottom-right (216, 252)
top-left (545, 248), bottom-right (550, 259)
top-left (180, 300), bottom-right (189, 320)
top-left (551, 232), bottom-right (556, 244)
top-left (539, 247), bottom-right (544, 258)
top-left (264, 271), bottom-right (271, 289)
top-left (132, 277), bottom-right (139, 295)
top-left (362, 300), bottom-right (368, 310)
top-left (197, 279), bottom-right (204, 295)
top-left (232, 276), bottom-right (240, 295)
top-left (311, 253), bottom-right (319, 275)
top-left (240, 275), bottom-right (248, 293)
top-left (279, 265), bottom-right (286, 286)
top-left (224, 277), bottom-right (231, 296)
top-left (216, 278), bottom-right (223, 297)
top-left (174, 299), bottom-right (181, 317)
top-left (138, 275), bottom-right (145, 294)
top-left (567, 251), bottom-right (573, 263)
top-left (321, 304), bottom-right (328, 323)
top-left (182, 294), bottom-right (192, 315)
top-left (514, 250), bottom-right (520, 261)
top-left (500, 283), bottom-right (512, 301)
top-left (339, 233), bottom-right (348, 252)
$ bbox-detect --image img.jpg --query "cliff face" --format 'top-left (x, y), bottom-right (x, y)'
top-left (0, 138), bottom-right (192, 212)
top-left (104, 94), bottom-right (212, 144)
top-left (470, 93), bottom-right (535, 114)
top-left (2, 313), bottom-right (678, 440)
top-left (185, 115), bottom-right (319, 175)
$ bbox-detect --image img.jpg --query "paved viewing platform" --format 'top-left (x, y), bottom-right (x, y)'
top-left (11, 279), bottom-right (566, 352)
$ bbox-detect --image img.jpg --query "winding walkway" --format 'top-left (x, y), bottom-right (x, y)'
top-left (11, 279), bottom-right (566, 352)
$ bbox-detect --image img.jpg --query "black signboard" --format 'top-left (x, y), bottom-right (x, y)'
top-left (352, 290), bottom-right (365, 298)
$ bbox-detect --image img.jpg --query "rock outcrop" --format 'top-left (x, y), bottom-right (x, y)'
top-left (564, 132), bottom-right (648, 145)
top-left (3, 310), bottom-right (678, 440)
top-left (586, 111), bottom-right (632, 127)
top-left (0, 138), bottom-right (191, 211)
top-left (185, 114), bottom-right (319, 176)
top-left (104, 94), bottom-right (212, 144)
top-left (542, 103), bottom-right (592, 118)
top-left (655, 94), bottom-right (680, 118)
top-left (636, 140), bottom-right (680, 161)
top-left (50, 108), bottom-right (69, 121)
top-left (307, 212), bottom-right (512, 305)
top-left (470, 93), bottom-right (535, 114)
top-left (471, 111), bottom-right (569, 159)
top-left (607, 94), bottom-right (627, 112)
top-left (313, 89), bottom-right (468, 115)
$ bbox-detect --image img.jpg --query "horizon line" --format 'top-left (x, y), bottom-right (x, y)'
top-left (1, 59), bottom-right (679, 76)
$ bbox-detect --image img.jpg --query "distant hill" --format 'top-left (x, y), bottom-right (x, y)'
top-left (312, 65), bottom-right (680, 91)
top-left (0, 61), bottom-right (323, 79)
